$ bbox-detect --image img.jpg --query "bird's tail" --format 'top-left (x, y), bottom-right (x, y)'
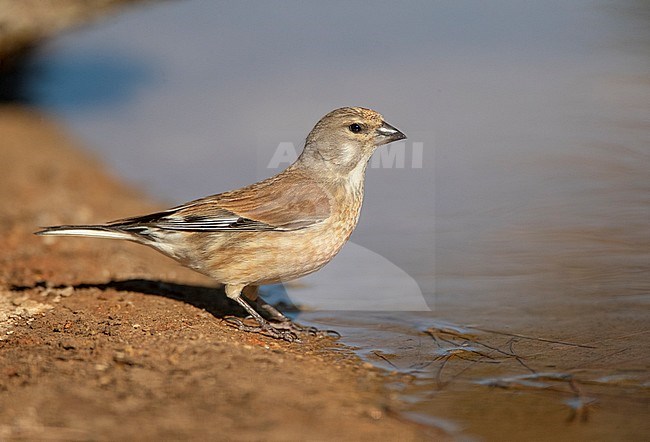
top-left (35, 225), bottom-right (136, 241)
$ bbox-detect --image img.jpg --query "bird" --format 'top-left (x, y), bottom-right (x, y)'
top-left (36, 107), bottom-right (407, 341)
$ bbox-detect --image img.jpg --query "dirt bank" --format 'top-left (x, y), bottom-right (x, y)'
top-left (0, 106), bottom-right (439, 440)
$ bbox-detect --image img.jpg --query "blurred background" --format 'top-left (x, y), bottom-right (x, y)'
top-left (2, 0), bottom-right (648, 439)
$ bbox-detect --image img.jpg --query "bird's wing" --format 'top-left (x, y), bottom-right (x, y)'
top-left (108, 170), bottom-right (332, 232)
top-left (109, 207), bottom-right (276, 232)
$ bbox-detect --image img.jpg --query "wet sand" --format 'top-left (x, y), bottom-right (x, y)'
top-left (0, 106), bottom-right (441, 440)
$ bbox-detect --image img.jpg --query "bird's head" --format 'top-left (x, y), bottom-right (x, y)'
top-left (300, 107), bottom-right (406, 175)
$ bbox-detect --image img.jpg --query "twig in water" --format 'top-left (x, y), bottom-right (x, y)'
top-left (469, 326), bottom-right (596, 349)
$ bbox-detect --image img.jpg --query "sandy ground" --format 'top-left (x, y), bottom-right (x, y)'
top-left (0, 106), bottom-right (441, 440)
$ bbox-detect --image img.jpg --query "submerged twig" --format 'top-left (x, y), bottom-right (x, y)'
top-left (372, 351), bottom-right (399, 370)
top-left (468, 326), bottom-right (596, 349)
top-left (566, 378), bottom-right (597, 423)
top-left (431, 346), bottom-right (501, 388)
top-left (507, 338), bottom-right (536, 374)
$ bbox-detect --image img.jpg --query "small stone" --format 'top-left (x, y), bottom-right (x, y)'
top-left (11, 297), bottom-right (26, 306)
top-left (60, 340), bottom-right (75, 350)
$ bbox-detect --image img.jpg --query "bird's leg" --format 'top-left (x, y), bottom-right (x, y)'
top-left (225, 284), bottom-right (298, 342)
top-left (243, 286), bottom-right (291, 323)
top-left (253, 297), bottom-right (320, 334)
top-left (255, 298), bottom-right (293, 323)
top-left (242, 286), bottom-right (338, 338)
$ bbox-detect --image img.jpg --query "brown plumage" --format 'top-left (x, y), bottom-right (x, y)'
top-left (36, 107), bottom-right (406, 341)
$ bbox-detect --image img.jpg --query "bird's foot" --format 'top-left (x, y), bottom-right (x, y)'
top-left (224, 316), bottom-right (299, 342)
top-left (269, 320), bottom-right (340, 338)
top-left (252, 298), bottom-right (340, 338)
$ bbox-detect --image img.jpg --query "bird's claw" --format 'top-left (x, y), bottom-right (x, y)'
top-left (270, 320), bottom-right (340, 338)
top-left (250, 297), bottom-right (340, 338)
top-left (224, 316), bottom-right (299, 342)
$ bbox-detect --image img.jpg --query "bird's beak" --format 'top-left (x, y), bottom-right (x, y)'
top-left (375, 121), bottom-right (407, 146)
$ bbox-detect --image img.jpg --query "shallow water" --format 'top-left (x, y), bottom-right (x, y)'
top-left (25, 1), bottom-right (649, 439)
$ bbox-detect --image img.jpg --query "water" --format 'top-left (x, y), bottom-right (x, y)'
top-left (25, 1), bottom-right (649, 439)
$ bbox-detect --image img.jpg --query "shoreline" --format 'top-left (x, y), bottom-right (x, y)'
top-left (0, 106), bottom-right (441, 440)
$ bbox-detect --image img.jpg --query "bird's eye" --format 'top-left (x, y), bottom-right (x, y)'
top-left (348, 123), bottom-right (362, 133)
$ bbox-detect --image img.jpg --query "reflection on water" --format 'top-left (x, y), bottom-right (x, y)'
top-left (25, 0), bottom-right (649, 439)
